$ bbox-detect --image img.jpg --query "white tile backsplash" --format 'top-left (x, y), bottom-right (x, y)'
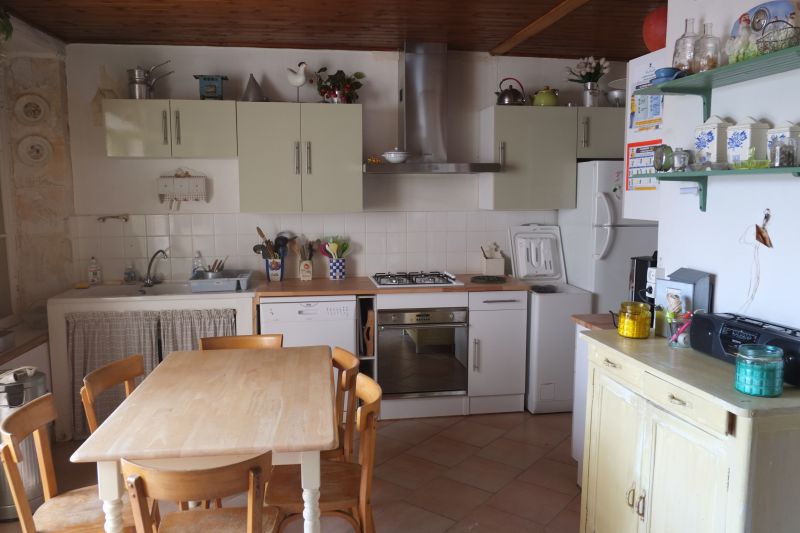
top-left (70, 210), bottom-right (550, 281)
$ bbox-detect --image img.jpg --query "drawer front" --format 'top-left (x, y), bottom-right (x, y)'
top-left (468, 291), bottom-right (528, 311)
top-left (588, 345), bottom-right (644, 389)
top-left (643, 372), bottom-right (730, 435)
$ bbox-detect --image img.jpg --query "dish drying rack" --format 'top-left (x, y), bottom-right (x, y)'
top-left (158, 170), bottom-right (209, 210)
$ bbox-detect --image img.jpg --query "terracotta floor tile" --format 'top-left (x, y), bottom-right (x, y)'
top-left (406, 477), bottom-right (492, 521)
top-left (477, 437), bottom-right (549, 469)
top-left (544, 507), bottom-right (580, 533)
top-left (487, 480), bottom-right (573, 525)
top-left (378, 419), bottom-right (443, 445)
top-left (373, 501), bottom-right (454, 533)
top-left (407, 435), bottom-right (479, 467)
top-left (282, 515), bottom-right (354, 533)
top-left (420, 416), bottom-right (464, 428)
top-left (468, 412), bottom-right (532, 430)
top-left (546, 437), bottom-right (578, 466)
top-left (374, 453), bottom-right (447, 490)
top-left (443, 456), bottom-right (522, 493)
top-left (534, 412), bottom-right (573, 433)
top-left (374, 433), bottom-right (413, 465)
top-left (517, 458), bottom-right (580, 496)
top-left (447, 505), bottom-right (545, 533)
top-left (371, 477), bottom-right (413, 505)
top-left (438, 420), bottom-right (505, 447)
top-left (567, 494), bottom-right (582, 513)
top-left (503, 419), bottom-right (570, 449)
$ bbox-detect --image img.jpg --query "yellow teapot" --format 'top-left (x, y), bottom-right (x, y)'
top-left (532, 86), bottom-right (559, 106)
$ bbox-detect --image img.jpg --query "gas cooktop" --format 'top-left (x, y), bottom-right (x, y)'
top-left (370, 271), bottom-right (464, 288)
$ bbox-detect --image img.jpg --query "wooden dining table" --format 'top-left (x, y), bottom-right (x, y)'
top-left (71, 346), bottom-right (338, 533)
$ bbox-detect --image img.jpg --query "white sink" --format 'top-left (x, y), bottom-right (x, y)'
top-left (58, 282), bottom-right (193, 299)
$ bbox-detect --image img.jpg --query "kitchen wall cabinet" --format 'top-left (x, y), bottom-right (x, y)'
top-left (102, 99), bottom-right (237, 158)
top-left (479, 106), bottom-right (578, 210)
top-left (580, 330), bottom-right (800, 533)
top-left (467, 291), bottom-right (526, 411)
top-left (237, 102), bottom-right (362, 212)
top-left (577, 108), bottom-right (625, 159)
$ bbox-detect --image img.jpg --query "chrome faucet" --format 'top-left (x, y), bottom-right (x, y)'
top-left (143, 249), bottom-right (168, 287)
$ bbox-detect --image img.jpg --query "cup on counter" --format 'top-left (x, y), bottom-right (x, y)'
top-left (299, 260), bottom-right (313, 281)
top-left (266, 258), bottom-right (283, 282)
top-left (328, 258), bottom-right (346, 280)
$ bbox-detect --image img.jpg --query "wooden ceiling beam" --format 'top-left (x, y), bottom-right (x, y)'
top-left (490, 0), bottom-right (592, 56)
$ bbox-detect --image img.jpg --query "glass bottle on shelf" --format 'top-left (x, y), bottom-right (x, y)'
top-left (673, 18), bottom-right (698, 73)
top-left (693, 23), bottom-right (721, 72)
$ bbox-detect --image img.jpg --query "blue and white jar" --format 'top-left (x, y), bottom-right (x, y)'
top-left (767, 121), bottom-right (800, 153)
top-left (727, 116), bottom-right (770, 164)
top-left (328, 258), bottom-right (346, 280)
top-left (694, 115), bottom-right (732, 164)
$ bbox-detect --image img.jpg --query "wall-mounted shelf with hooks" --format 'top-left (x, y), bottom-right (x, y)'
top-left (633, 45), bottom-right (800, 121)
top-left (636, 167), bottom-right (800, 212)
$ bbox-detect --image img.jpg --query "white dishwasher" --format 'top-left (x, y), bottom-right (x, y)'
top-left (258, 296), bottom-right (357, 352)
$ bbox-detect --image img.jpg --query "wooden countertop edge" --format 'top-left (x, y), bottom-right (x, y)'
top-left (253, 275), bottom-right (529, 297)
top-left (571, 313), bottom-right (616, 331)
top-left (0, 331), bottom-right (48, 368)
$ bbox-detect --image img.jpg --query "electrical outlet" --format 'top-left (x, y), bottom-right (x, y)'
top-left (646, 267), bottom-right (664, 298)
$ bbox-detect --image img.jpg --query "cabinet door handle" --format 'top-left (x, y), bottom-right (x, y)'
top-left (175, 110), bottom-right (182, 145)
top-left (473, 338), bottom-right (480, 371)
top-left (482, 299), bottom-right (520, 304)
top-left (625, 486), bottom-right (636, 508)
top-left (294, 141), bottom-right (301, 175)
top-left (603, 358), bottom-right (619, 369)
top-left (636, 494), bottom-right (646, 520)
top-left (162, 110), bottom-right (168, 145)
top-left (500, 141), bottom-right (506, 168)
top-left (668, 393), bottom-right (687, 406)
top-left (582, 117), bottom-right (590, 148)
top-left (306, 141), bottom-right (312, 174)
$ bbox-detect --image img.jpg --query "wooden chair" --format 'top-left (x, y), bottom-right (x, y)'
top-left (122, 452), bottom-right (277, 533)
top-left (322, 347), bottom-right (360, 462)
top-left (266, 373), bottom-right (381, 533)
top-left (0, 393), bottom-right (135, 533)
top-left (80, 354), bottom-right (145, 433)
top-left (199, 334), bottom-right (284, 350)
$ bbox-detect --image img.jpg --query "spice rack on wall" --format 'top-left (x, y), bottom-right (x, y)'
top-left (632, 45), bottom-right (800, 212)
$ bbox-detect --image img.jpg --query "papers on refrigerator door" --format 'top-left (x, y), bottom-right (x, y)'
top-left (626, 139), bottom-right (661, 191)
top-left (629, 55), bottom-right (664, 133)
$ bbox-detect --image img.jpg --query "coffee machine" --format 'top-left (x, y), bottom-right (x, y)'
top-left (630, 252), bottom-right (657, 323)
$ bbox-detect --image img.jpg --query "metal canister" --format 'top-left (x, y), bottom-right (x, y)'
top-left (127, 67), bottom-right (151, 99)
top-left (0, 368), bottom-right (48, 519)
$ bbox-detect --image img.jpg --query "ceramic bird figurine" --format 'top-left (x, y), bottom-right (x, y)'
top-left (287, 62), bottom-right (309, 102)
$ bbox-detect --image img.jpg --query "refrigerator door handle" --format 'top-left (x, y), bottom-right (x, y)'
top-left (593, 225), bottom-right (614, 260)
top-left (595, 192), bottom-right (615, 226)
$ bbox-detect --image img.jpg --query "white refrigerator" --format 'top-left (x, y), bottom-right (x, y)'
top-left (558, 161), bottom-right (658, 314)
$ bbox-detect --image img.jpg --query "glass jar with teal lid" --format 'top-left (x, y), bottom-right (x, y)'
top-left (735, 344), bottom-right (784, 397)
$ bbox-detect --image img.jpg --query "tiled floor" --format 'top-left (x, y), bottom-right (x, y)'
top-left (0, 412), bottom-right (580, 533)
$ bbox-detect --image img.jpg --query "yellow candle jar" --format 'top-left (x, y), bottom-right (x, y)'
top-left (617, 301), bottom-right (652, 339)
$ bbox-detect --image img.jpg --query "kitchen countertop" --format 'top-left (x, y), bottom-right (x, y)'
top-left (254, 274), bottom-right (529, 297)
top-left (572, 313), bottom-right (616, 330)
top-left (0, 324), bottom-right (48, 368)
top-left (49, 282), bottom-right (257, 303)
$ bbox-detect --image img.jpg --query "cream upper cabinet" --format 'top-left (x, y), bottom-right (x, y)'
top-left (170, 100), bottom-right (237, 158)
top-left (103, 99), bottom-right (172, 158)
top-left (300, 104), bottom-right (363, 213)
top-left (577, 108), bottom-right (625, 159)
top-left (103, 99), bottom-right (237, 158)
top-left (237, 103), bottom-right (363, 212)
top-left (237, 102), bottom-right (302, 212)
top-left (479, 106), bottom-right (578, 210)
top-left (582, 371), bottom-right (644, 533)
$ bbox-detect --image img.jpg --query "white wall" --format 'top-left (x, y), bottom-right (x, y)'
top-left (654, 0), bottom-right (800, 325)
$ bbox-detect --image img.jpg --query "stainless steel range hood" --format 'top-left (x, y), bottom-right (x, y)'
top-left (363, 42), bottom-right (502, 174)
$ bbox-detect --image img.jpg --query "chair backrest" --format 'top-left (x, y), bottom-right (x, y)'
top-left (332, 347), bottom-right (359, 461)
top-left (80, 354), bottom-right (145, 434)
top-left (353, 374), bottom-right (382, 510)
top-left (122, 452), bottom-right (271, 533)
top-left (199, 334), bottom-right (284, 350)
top-left (0, 393), bottom-right (60, 533)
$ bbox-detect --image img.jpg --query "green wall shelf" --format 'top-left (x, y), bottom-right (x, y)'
top-left (635, 167), bottom-right (800, 212)
top-left (633, 46), bottom-right (800, 120)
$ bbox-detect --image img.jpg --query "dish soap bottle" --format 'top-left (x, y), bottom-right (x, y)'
top-left (88, 256), bottom-right (102, 285)
top-left (123, 262), bottom-right (138, 284)
top-left (192, 251), bottom-right (206, 276)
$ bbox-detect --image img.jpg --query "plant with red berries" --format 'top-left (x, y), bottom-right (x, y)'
top-left (315, 67), bottom-right (365, 103)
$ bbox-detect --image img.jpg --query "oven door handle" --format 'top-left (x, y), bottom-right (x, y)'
top-left (379, 323), bottom-right (468, 330)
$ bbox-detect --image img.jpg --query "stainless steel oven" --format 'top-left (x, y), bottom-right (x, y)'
top-left (376, 308), bottom-right (468, 398)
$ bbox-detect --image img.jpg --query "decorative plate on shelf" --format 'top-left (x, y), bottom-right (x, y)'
top-left (13, 94), bottom-right (50, 125)
top-left (17, 135), bottom-right (52, 167)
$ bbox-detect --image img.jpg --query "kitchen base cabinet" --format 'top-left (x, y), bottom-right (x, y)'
top-left (580, 330), bottom-right (800, 533)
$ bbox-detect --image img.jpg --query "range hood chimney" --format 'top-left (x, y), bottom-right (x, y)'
top-left (364, 42), bottom-right (502, 174)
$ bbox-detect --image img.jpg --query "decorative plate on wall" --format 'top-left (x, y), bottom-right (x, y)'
top-left (13, 94), bottom-right (50, 125)
top-left (17, 135), bottom-right (52, 167)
